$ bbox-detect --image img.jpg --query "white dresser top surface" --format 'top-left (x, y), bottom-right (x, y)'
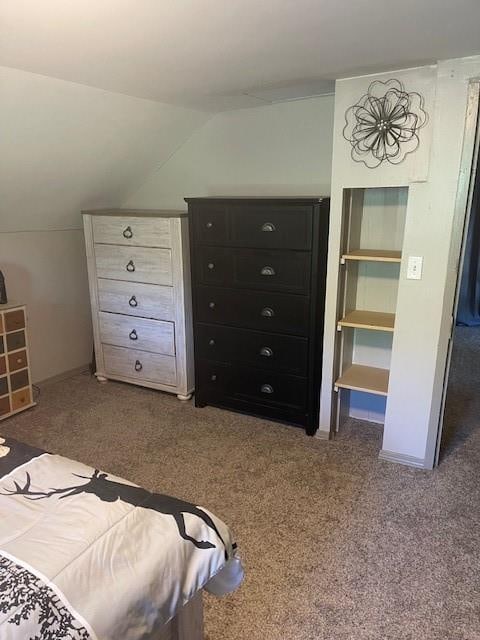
top-left (82, 209), bottom-right (188, 218)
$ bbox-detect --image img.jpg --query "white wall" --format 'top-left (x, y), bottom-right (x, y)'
top-left (320, 57), bottom-right (480, 468)
top-left (0, 231), bottom-right (91, 383)
top-left (125, 95), bottom-right (335, 208)
top-left (0, 65), bottom-right (208, 381)
top-left (0, 65), bottom-right (208, 232)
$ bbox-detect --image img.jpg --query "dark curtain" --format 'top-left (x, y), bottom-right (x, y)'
top-left (457, 148), bottom-right (480, 326)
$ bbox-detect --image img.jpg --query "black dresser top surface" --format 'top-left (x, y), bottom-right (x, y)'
top-left (184, 196), bottom-right (329, 204)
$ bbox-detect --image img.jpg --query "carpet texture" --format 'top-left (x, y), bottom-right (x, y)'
top-left (2, 328), bottom-right (479, 640)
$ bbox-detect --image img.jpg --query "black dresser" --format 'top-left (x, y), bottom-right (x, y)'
top-left (186, 197), bottom-right (329, 434)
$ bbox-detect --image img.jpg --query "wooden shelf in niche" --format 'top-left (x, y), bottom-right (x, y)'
top-left (334, 364), bottom-right (389, 397)
top-left (341, 249), bottom-right (402, 263)
top-left (337, 310), bottom-right (395, 332)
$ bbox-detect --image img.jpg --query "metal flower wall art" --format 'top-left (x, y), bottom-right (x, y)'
top-left (343, 79), bottom-right (428, 168)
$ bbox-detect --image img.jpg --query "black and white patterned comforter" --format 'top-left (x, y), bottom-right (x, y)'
top-left (0, 436), bottom-right (243, 639)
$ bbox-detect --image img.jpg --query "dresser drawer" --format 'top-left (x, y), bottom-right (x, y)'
top-left (99, 312), bottom-right (175, 356)
top-left (4, 309), bottom-right (26, 332)
top-left (196, 323), bottom-right (308, 375)
top-left (197, 247), bottom-right (311, 294)
top-left (195, 286), bottom-right (310, 336)
top-left (95, 245), bottom-right (173, 285)
top-left (197, 361), bottom-right (308, 411)
top-left (6, 331), bottom-right (26, 352)
top-left (8, 349), bottom-right (28, 372)
top-left (103, 344), bottom-right (176, 386)
top-left (192, 204), bottom-right (228, 245)
top-left (11, 387), bottom-right (32, 412)
top-left (92, 216), bottom-right (171, 248)
top-left (0, 396), bottom-right (11, 416)
top-left (230, 206), bottom-right (313, 250)
top-left (97, 279), bottom-right (174, 321)
top-left (10, 369), bottom-right (29, 392)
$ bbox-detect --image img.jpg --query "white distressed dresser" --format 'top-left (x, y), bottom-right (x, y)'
top-left (82, 209), bottom-right (194, 400)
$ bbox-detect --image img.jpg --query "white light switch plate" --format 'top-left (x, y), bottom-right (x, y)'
top-left (407, 256), bottom-right (423, 280)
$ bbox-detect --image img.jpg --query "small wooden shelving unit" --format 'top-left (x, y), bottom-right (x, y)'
top-left (0, 302), bottom-right (36, 421)
top-left (333, 186), bottom-right (408, 430)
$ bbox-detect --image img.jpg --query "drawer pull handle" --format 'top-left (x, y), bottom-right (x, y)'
top-left (208, 301), bottom-right (216, 309)
top-left (261, 222), bottom-right (276, 233)
top-left (261, 384), bottom-right (274, 394)
top-left (260, 266), bottom-right (275, 276)
top-left (206, 221), bottom-right (213, 229)
top-left (208, 339), bottom-right (215, 346)
top-left (123, 226), bottom-right (133, 239)
top-left (17, 358), bottom-right (23, 364)
top-left (260, 347), bottom-right (273, 357)
top-left (134, 360), bottom-right (143, 372)
top-left (261, 307), bottom-right (274, 318)
top-left (126, 260), bottom-right (135, 272)
top-left (207, 262), bottom-right (215, 270)
top-left (211, 374), bottom-right (217, 381)
top-left (128, 295), bottom-right (138, 307)
top-left (129, 329), bottom-right (138, 341)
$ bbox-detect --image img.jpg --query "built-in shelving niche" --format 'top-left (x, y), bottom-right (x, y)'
top-left (333, 186), bottom-right (408, 428)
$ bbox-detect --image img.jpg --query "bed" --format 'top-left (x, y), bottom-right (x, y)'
top-left (0, 436), bottom-right (243, 639)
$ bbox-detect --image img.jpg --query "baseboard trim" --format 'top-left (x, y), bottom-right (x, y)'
top-left (379, 449), bottom-right (430, 469)
top-left (315, 428), bottom-right (331, 440)
top-left (36, 364), bottom-right (91, 388)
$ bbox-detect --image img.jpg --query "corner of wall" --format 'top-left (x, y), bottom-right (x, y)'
top-left (122, 111), bottom-right (216, 208)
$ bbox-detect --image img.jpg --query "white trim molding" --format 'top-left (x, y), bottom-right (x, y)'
top-left (379, 449), bottom-right (429, 469)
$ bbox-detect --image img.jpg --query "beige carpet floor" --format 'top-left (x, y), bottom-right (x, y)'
top-left (2, 327), bottom-right (480, 640)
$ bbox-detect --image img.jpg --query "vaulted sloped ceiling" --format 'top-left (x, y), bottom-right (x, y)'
top-left (1, 0), bottom-right (480, 111)
top-left (0, 66), bottom-right (208, 232)
top-left (2, 1), bottom-right (480, 231)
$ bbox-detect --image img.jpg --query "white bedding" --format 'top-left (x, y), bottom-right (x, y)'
top-left (0, 436), bottom-right (243, 639)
